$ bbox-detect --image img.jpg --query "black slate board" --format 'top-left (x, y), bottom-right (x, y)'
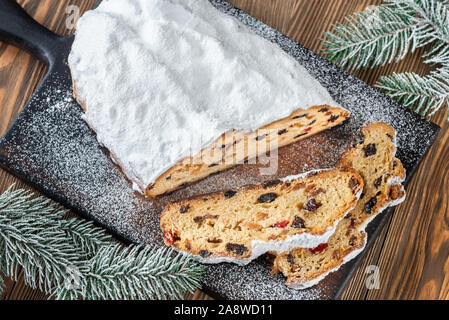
top-left (0, 0), bottom-right (440, 300)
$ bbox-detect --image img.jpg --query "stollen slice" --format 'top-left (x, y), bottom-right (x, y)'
top-left (272, 122), bottom-right (406, 289)
top-left (160, 167), bottom-right (363, 265)
top-left (147, 105), bottom-right (349, 196)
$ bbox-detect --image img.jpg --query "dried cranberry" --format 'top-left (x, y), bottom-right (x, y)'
top-left (363, 144), bottom-right (377, 157)
top-left (163, 231), bottom-right (180, 246)
top-left (309, 243), bottom-right (328, 254)
top-left (303, 199), bottom-right (320, 211)
top-left (291, 216), bottom-right (306, 228)
top-left (257, 193), bottom-right (278, 203)
top-left (304, 127), bottom-right (312, 133)
top-left (263, 180), bottom-right (282, 189)
top-left (349, 218), bottom-right (357, 229)
top-left (224, 190), bottom-right (237, 198)
top-left (364, 196), bottom-right (377, 214)
top-left (273, 220), bottom-right (290, 228)
top-left (225, 243), bottom-right (249, 256)
top-left (179, 204), bottom-right (190, 214)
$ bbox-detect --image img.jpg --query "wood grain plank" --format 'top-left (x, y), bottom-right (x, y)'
top-left (0, 0), bottom-right (448, 300)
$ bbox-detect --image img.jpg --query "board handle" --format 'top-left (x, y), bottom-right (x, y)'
top-left (0, 0), bottom-right (61, 65)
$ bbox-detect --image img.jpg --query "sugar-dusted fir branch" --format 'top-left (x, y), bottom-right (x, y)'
top-left (0, 185), bottom-right (203, 300)
top-left (321, 0), bottom-right (449, 119)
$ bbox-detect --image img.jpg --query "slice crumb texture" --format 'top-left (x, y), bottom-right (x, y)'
top-left (160, 168), bottom-right (363, 264)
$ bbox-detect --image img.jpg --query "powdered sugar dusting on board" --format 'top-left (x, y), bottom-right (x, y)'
top-left (0, 0), bottom-right (438, 300)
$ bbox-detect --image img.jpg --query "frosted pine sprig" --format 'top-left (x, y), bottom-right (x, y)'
top-left (321, 0), bottom-right (449, 119)
top-left (0, 185), bottom-right (203, 300)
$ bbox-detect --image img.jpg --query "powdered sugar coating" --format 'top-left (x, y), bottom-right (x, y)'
top-left (69, 0), bottom-right (337, 190)
top-left (0, 0), bottom-right (438, 300)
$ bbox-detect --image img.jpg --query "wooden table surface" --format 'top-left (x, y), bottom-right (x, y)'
top-left (0, 0), bottom-right (448, 300)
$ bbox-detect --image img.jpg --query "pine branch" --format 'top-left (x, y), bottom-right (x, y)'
top-left (376, 69), bottom-right (449, 118)
top-left (0, 274), bottom-right (5, 298)
top-left (0, 185), bottom-right (203, 300)
top-left (60, 218), bottom-right (112, 258)
top-left (0, 186), bottom-right (81, 294)
top-left (321, 4), bottom-right (419, 69)
top-left (55, 244), bottom-right (204, 300)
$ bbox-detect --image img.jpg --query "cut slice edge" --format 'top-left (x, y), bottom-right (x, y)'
top-left (160, 167), bottom-right (364, 266)
top-left (271, 122), bottom-right (407, 289)
top-left (146, 105), bottom-right (349, 197)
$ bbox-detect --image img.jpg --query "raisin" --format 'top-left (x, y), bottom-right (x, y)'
top-left (207, 238), bottom-right (222, 244)
top-left (208, 162), bottom-right (219, 168)
top-left (309, 243), bottom-right (328, 254)
top-left (179, 182), bottom-right (188, 188)
top-left (291, 216), bottom-right (306, 228)
top-left (287, 253), bottom-right (295, 265)
top-left (199, 250), bottom-right (211, 258)
top-left (255, 134), bottom-right (266, 141)
top-left (303, 198), bottom-right (320, 211)
top-left (328, 115), bottom-right (339, 122)
top-left (166, 175), bottom-right (172, 180)
top-left (349, 235), bottom-right (357, 246)
top-left (194, 215), bottom-right (218, 223)
top-left (294, 133), bottom-right (308, 139)
top-left (360, 191), bottom-right (365, 199)
top-left (292, 113), bottom-right (308, 119)
top-left (278, 129), bottom-right (288, 135)
top-left (285, 182), bottom-right (291, 188)
top-left (352, 132), bottom-right (365, 147)
top-left (224, 190), bottom-right (237, 198)
top-left (225, 243), bottom-right (249, 256)
top-left (363, 143), bottom-right (377, 157)
top-left (349, 177), bottom-right (360, 193)
top-left (364, 196), bottom-right (377, 214)
top-left (386, 133), bottom-right (394, 141)
top-left (308, 119), bottom-right (317, 126)
top-left (257, 193), bottom-right (278, 203)
top-left (374, 176), bottom-right (383, 188)
top-left (263, 179), bottom-right (282, 189)
top-left (393, 160), bottom-right (398, 170)
top-left (180, 204), bottom-right (190, 214)
top-left (319, 107), bottom-right (329, 112)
